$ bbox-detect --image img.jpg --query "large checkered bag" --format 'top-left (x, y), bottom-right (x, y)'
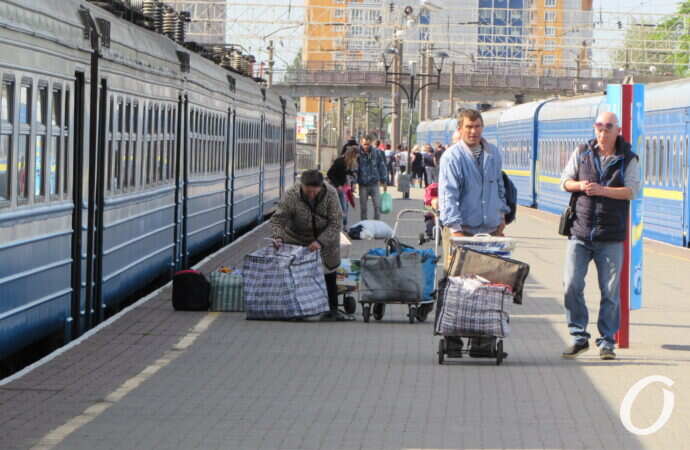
top-left (242, 244), bottom-right (329, 319)
top-left (435, 276), bottom-right (512, 337)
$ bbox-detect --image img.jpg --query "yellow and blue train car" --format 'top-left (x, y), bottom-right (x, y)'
top-left (416, 77), bottom-right (690, 248)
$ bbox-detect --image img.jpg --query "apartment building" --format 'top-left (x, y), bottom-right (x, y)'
top-left (527, 0), bottom-right (594, 76)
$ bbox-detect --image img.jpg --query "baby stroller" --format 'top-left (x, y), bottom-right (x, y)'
top-left (420, 183), bottom-right (439, 245)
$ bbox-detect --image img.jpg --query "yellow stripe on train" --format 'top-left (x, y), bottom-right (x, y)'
top-left (538, 175), bottom-right (561, 184)
top-left (503, 169), bottom-right (530, 177)
top-left (644, 188), bottom-right (683, 201)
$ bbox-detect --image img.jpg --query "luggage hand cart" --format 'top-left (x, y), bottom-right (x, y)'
top-left (336, 258), bottom-right (360, 315)
top-left (436, 234), bottom-right (518, 365)
top-left (358, 209), bottom-right (441, 324)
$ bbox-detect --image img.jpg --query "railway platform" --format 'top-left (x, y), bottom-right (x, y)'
top-left (1, 186), bottom-right (690, 450)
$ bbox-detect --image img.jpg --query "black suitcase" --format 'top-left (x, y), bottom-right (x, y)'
top-left (172, 270), bottom-right (210, 311)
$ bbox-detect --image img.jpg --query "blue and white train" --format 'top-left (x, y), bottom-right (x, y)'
top-left (417, 78), bottom-right (690, 248)
top-left (0, 0), bottom-right (297, 362)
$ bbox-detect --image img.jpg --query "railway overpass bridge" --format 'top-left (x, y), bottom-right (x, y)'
top-left (270, 67), bottom-right (623, 103)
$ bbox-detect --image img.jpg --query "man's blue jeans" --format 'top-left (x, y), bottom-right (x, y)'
top-left (563, 238), bottom-right (624, 350)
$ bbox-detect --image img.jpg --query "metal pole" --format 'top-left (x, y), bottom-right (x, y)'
top-left (267, 40), bottom-right (274, 88)
top-left (337, 97), bottom-right (344, 149)
top-left (350, 100), bottom-right (355, 139)
top-left (449, 61), bottom-right (455, 117)
top-left (365, 102), bottom-right (370, 137)
top-left (406, 74), bottom-right (415, 170)
top-left (316, 96), bottom-right (323, 169)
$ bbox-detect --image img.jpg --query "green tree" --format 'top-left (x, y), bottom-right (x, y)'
top-left (284, 49), bottom-right (303, 80)
top-left (614, 2), bottom-right (690, 77)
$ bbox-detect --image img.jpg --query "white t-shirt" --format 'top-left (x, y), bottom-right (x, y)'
top-left (397, 151), bottom-right (408, 166)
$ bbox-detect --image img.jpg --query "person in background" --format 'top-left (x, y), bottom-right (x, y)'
top-left (327, 147), bottom-right (358, 226)
top-left (559, 111), bottom-right (639, 361)
top-left (341, 136), bottom-right (358, 156)
top-left (397, 166), bottom-right (411, 200)
top-left (423, 144), bottom-right (437, 186)
top-left (396, 144), bottom-right (408, 175)
top-left (271, 170), bottom-right (353, 321)
top-left (384, 143), bottom-right (396, 186)
top-left (357, 136), bottom-right (388, 220)
top-left (411, 145), bottom-right (425, 188)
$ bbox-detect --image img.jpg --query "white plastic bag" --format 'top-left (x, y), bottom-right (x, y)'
top-left (350, 220), bottom-right (393, 240)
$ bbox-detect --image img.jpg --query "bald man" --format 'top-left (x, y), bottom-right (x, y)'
top-left (559, 111), bottom-right (640, 361)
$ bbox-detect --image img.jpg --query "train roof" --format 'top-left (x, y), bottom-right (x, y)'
top-left (417, 118), bottom-right (456, 133)
top-left (482, 108), bottom-right (507, 127)
top-left (498, 100), bottom-right (549, 124)
top-left (644, 77), bottom-right (690, 111)
top-left (538, 94), bottom-right (604, 122)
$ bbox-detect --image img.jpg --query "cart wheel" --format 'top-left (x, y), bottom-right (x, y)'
top-left (496, 341), bottom-right (504, 366)
top-left (416, 304), bottom-right (431, 322)
top-left (408, 306), bottom-right (417, 323)
top-left (438, 339), bottom-right (445, 365)
top-left (362, 304), bottom-right (371, 323)
top-left (343, 296), bottom-right (357, 315)
top-left (373, 303), bottom-right (385, 321)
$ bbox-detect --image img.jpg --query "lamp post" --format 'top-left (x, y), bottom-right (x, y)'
top-left (382, 47), bottom-right (448, 166)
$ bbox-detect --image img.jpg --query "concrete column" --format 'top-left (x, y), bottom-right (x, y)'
top-left (424, 51), bottom-right (433, 120)
top-left (316, 97), bottom-right (324, 169)
top-left (449, 61), bottom-right (455, 117)
top-left (365, 103), bottom-right (370, 137)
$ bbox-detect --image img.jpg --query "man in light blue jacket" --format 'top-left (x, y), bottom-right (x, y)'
top-left (438, 109), bottom-right (510, 357)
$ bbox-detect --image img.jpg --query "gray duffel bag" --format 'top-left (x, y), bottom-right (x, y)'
top-left (359, 239), bottom-right (424, 302)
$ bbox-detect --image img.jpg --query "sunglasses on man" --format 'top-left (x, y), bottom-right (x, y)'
top-left (594, 122), bottom-right (617, 131)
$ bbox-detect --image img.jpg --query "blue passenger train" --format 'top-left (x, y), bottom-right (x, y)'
top-left (417, 78), bottom-right (690, 248)
top-left (0, 1), bottom-right (297, 362)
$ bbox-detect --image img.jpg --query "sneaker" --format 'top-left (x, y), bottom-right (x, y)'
top-left (562, 341), bottom-right (590, 359)
top-left (469, 337), bottom-right (496, 358)
top-left (600, 347), bottom-right (616, 360)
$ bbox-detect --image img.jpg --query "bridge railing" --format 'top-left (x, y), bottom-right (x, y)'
top-left (280, 68), bottom-right (612, 92)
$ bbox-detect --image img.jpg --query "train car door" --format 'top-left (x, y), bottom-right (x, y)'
top-left (279, 98), bottom-right (286, 198)
top-left (70, 72), bottom-right (86, 337)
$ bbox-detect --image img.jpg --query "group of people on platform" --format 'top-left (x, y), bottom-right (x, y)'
top-left (271, 107), bottom-right (637, 360)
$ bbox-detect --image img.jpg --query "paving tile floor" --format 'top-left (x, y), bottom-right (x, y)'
top-left (2, 186), bottom-right (690, 449)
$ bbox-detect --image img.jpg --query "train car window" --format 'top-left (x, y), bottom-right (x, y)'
top-left (17, 82), bottom-right (30, 198)
top-left (19, 85), bottom-right (31, 125)
top-left (682, 136), bottom-right (690, 186)
top-left (34, 86), bottom-right (49, 199)
top-left (644, 137), bottom-right (650, 183)
top-left (49, 88), bottom-right (62, 196)
top-left (668, 136), bottom-right (673, 187)
top-left (0, 81), bottom-right (13, 203)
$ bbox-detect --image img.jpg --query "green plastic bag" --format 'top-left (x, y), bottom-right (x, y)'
top-left (380, 191), bottom-right (392, 214)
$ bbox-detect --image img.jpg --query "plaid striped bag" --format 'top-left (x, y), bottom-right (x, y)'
top-left (209, 271), bottom-right (245, 312)
top-left (435, 276), bottom-right (512, 338)
top-left (242, 244), bottom-right (329, 319)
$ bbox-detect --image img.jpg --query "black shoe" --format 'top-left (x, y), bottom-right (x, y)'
top-left (562, 341), bottom-right (590, 359)
top-left (600, 347), bottom-right (616, 360)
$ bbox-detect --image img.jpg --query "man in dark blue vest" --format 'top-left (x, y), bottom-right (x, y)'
top-left (560, 111), bottom-right (640, 361)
